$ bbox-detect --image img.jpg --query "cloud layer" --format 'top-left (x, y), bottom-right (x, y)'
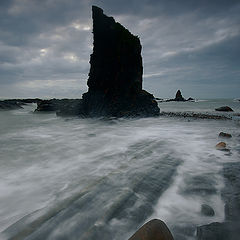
top-left (0, 0), bottom-right (239, 98)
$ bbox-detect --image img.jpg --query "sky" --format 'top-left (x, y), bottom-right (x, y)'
top-left (0, 0), bottom-right (240, 99)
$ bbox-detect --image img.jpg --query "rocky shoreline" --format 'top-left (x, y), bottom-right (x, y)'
top-left (197, 162), bottom-right (240, 240)
top-left (161, 111), bottom-right (233, 120)
top-left (0, 99), bottom-right (41, 110)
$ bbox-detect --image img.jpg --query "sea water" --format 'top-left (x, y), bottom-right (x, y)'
top-left (0, 99), bottom-right (239, 240)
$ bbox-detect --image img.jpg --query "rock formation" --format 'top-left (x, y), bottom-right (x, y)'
top-left (36, 6), bottom-right (160, 117)
top-left (80, 6), bottom-right (159, 117)
top-left (165, 90), bottom-right (194, 102)
top-left (215, 106), bottom-right (234, 112)
top-left (174, 90), bottom-right (185, 101)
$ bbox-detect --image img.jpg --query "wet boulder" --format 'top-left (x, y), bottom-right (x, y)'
top-left (219, 132), bottom-right (232, 138)
top-left (215, 106), bottom-right (233, 112)
top-left (201, 204), bottom-right (215, 216)
top-left (215, 142), bottom-right (227, 150)
top-left (128, 219), bottom-right (174, 240)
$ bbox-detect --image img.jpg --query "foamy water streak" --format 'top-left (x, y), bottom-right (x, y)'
top-left (0, 101), bottom-right (239, 239)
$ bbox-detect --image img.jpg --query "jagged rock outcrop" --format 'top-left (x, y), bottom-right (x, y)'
top-left (174, 90), bottom-right (185, 101)
top-left (80, 6), bottom-right (159, 117)
top-left (165, 90), bottom-right (194, 102)
top-left (37, 6), bottom-right (160, 117)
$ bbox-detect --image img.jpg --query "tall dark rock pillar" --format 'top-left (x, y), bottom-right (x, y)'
top-left (83, 6), bottom-right (160, 117)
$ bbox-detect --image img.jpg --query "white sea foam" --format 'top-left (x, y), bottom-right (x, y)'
top-left (0, 100), bottom-right (239, 239)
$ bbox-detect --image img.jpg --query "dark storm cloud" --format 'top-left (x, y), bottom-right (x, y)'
top-left (0, 0), bottom-right (239, 98)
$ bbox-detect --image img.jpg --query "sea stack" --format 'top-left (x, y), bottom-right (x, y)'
top-left (82, 6), bottom-right (160, 117)
top-left (174, 90), bottom-right (185, 101)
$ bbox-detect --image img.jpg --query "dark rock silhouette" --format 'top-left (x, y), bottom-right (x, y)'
top-left (0, 99), bottom-right (41, 110)
top-left (215, 106), bottom-right (233, 112)
top-left (37, 6), bottom-right (160, 117)
top-left (0, 100), bottom-right (23, 110)
top-left (128, 219), bottom-right (174, 240)
top-left (174, 90), bottom-right (185, 101)
top-left (35, 99), bottom-right (84, 116)
top-left (201, 204), bottom-right (215, 216)
top-left (165, 90), bottom-right (194, 102)
top-left (80, 6), bottom-right (159, 117)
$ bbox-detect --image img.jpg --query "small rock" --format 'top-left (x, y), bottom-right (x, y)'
top-left (219, 132), bottom-right (232, 138)
top-left (216, 142), bottom-right (226, 150)
top-left (215, 106), bottom-right (233, 112)
top-left (201, 204), bottom-right (215, 216)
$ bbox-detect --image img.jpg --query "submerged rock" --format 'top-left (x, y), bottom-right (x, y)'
top-left (215, 106), bottom-right (234, 112)
top-left (201, 204), bottom-right (215, 216)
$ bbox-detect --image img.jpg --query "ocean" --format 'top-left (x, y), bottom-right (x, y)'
top-left (0, 99), bottom-right (239, 240)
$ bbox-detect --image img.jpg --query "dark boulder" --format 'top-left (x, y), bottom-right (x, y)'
top-left (201, 204), bottom-right (215, 216)
top-left (128, 219), bottom-right (174, 240)
top-left (35, 99), bottom-right (84, 116)
top-left (219, 132), bottom-right (232, 138)
top-left (215, 106), bottom-right (233, 112)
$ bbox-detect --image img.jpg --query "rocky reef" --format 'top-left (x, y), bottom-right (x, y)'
top-left (0, 99), bottom-right (41, 110)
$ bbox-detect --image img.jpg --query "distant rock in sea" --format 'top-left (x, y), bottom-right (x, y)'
top-left (164, 90), bottom-right (195, 102)
top-left (53, 6), bottom-right (159, 117)
top-left (175, 90), bottom-right (185, 101)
